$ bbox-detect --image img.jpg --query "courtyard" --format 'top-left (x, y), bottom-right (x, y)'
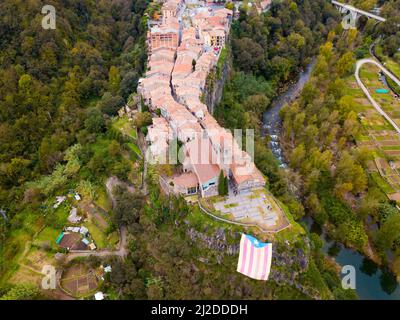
top-left (211, 188), bottom-right (290, 232)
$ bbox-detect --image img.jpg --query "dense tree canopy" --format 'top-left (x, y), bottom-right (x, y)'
top-left (0, 0), bottom-right (148, 284)
top-left (0, 0), bottom-right (147, 210)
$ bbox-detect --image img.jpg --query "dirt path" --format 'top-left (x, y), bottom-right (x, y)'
top-left (65, 175), bottom-right (141, 263)
top-left (65, 225), bottom-right (127, 263)
top-left (136, 130), bottom-right (148, 195)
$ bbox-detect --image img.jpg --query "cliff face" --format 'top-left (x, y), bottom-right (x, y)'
top-left (204, 52), bottom-right (232, 114)
top-left (183, 217), bottom-right (333, 299)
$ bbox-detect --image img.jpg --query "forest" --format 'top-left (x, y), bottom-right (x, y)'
top-left (215, 0), bottom-right (340, 220)
top-left (0, 0), bottom-right (147, 285)
top-left (215, 0), bottom-right (400, 288)
top-left (1, 0), bottom-right (399, 300)
top-left (280, 0), bottom-right (400, 274)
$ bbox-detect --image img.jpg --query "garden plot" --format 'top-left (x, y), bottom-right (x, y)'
top-left (9, 247), bottom-right (56, 287)
top-left (375, 158), bottom-right (400, 191)
top-left (360, 64), bottom-right (400, 128)
top-left (345, 62), bottom-right (400, 200)
top-left (60, 264), bottom-right (100, 298)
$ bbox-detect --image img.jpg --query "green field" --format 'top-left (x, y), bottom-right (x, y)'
top-left (126, 142), bottom-right (142, 159)
top-left (370, 172), bottom-right (395, 194)
top-left (112, 116), bottom-right (138, 140)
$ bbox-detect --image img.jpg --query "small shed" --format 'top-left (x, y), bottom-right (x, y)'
top-left (53, 196), bottom-right (66, 209)
top-left (68, 207), bottom-right (81, 224)
top-left (79, 226), bottom-right (89, 236)
top-left (94, 292), bottom-right (104, 300)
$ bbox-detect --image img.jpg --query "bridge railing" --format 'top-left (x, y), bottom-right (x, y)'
top-left (332, 0), bottom-right (386, 22)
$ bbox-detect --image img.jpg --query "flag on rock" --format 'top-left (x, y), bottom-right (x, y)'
top-left (237, 234), bottom-right (272, 281)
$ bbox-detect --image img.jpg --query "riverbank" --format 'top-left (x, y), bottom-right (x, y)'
top-left (266, 58), bottom-right (400, 299)
top-left (263, 61), bottom-right (316, 165)
top-left (302, 216), bottom-right (400, 299)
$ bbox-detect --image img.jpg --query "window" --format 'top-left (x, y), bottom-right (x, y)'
top-left (188, 187), bottom-right (197, 194)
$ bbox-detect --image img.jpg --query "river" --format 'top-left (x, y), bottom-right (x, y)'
top-left (262, 61), bottom-right (315, 166)
top-left (263, 63), bottom-right (400, 300)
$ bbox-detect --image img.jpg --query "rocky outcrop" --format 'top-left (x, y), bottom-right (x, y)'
top-left (269, 239), bottom-right (321, 299)
top-left (203, 52), bottom-right (232, 114)
top-left (186, 225), bottom-right (240, 255)
top-left (184, 221), bottom-right (326, 299)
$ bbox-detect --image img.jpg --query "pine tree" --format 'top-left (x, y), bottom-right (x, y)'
top-left (218, 170), bottom-right (225, 196)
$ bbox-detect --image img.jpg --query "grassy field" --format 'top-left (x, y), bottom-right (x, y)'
top-left (126, 142), bottom-right (142, 159)
top-left (1, 116), bottom-right (142, 289)
top-left (83, 209), bottom-right (118, 250)
top-left (95, 188), bottom-right (112, 212)
top-left (111, 116), bottom-right (142, 161)
top-left (374, 45), bottom-right (400, 95)
top-left (9, 247), bottom-right (57, 287)
top-left (375, 45), bottom-right (400, 79)
top-left (112, 116), bottom-right (138, 140)
top-left (0, 189), bottom-right (116, 287)
top-left (34, 227), bottom-right (60, 250)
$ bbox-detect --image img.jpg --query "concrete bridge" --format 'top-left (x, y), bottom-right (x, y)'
top-left (332, 0), bottom-right (386, 25)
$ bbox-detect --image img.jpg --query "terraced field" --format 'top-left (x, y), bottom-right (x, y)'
top-left (348, 61), bottom-right (400, 201)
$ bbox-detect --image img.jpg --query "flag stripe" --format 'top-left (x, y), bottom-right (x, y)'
top-left (255, 246), bottom-right (265, 279)
top-left (246, 240), bottom-right (254, 276)
top-left (237, 234), bottom-right (272, 281)
top-left (265, 244), bottom-right (272, 279)
top-left (236, 235), bottom-right (245, 273)
top-left (242, 238), bottom-right (251, 275)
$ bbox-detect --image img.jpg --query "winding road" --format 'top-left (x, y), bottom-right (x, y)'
top-left (355, 58), bottom-right (400, 134)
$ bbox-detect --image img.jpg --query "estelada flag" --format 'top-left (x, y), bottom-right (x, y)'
top-left (237, 234), bottom-right (272, 281)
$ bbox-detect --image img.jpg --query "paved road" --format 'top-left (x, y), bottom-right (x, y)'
top-left (355, 58), bottom-right (400, 134)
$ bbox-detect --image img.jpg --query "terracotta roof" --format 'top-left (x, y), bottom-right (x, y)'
top-left (173, 172), bottom-right (198, 188)
top-left (153, 117), bottom-right (168, 126)
top-left (179, 122), bottom-right (202, 133)
top-left (230, 163), bottom-right (266, 185)
top-left (172, 63), bottom-right (192, 74)
top-left (207, 16), bottom-right (225, 27)
top-left (193, 163), bottom-right (221, 184)
top-left (151, 23), bottom-right (179, 34)
top-left (140, 1), bottom-right (265, 192)
top-left (185, 137), bottom-right (223, 168)
top-left (201, 112), bottom-right (220, 129)
top-left (214, 8), bottom-right (233, 17)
